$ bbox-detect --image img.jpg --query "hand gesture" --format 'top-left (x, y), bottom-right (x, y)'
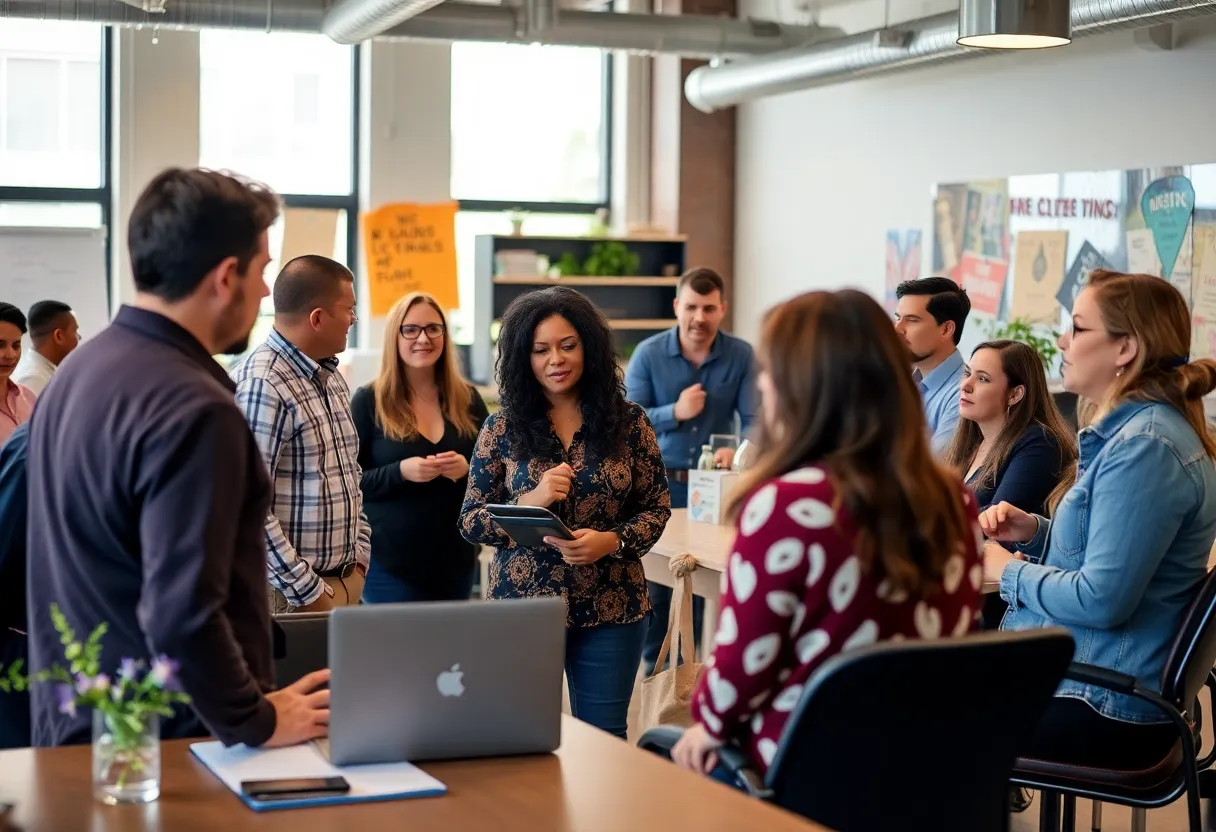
top-left (673, 384), bottom-right (707, 422)
top-left (713, 447), bottom-right (735, 470)
top-left (263, 669), bottom-right (331, 748)
top-left (978, 501), bottom-right (1039, 543)
top-left (544, 528), bottom-right (620, 566)
top-left (400, 456), bottom-right (444, 483)
top-left (520, 463), bottom-right (574, 508)
top-left (434, 451), bottom-right (470, 481)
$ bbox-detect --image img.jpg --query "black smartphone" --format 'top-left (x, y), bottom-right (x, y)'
top-left (240, 776), bottom-right (350, 801)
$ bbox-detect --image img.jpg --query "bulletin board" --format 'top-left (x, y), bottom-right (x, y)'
top-left (932, 163), bottom-right (1216, 358)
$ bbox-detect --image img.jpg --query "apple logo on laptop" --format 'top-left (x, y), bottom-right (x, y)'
top-left (436, 664), bottom-right (465, 697)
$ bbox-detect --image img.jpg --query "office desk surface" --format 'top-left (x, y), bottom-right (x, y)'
top-left (0, 715), bottom-right (829, 832)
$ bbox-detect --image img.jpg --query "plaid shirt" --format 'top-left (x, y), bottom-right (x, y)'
top-left (231, 328), bottom-right (371, 606)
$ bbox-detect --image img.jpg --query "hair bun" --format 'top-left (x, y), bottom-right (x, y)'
top-left (1179, 358), bottom-right (1216, 400)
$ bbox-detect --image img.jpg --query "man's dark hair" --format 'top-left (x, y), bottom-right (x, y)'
top-left (0, 303), bottom-right (27, 335)
top-left (677, 267), bottom-right (726, 298)
top-left (895, 277), bottom-right (971, 345)
top-left (273, 255), bottom-right (354, 318)
top-left (27, 301), bottom-right (73, 342)
top-left (128, 167), bottom-right (280, 302)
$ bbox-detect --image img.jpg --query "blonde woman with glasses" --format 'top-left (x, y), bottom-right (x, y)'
top-left (352, 292), bottom-right (489, 603)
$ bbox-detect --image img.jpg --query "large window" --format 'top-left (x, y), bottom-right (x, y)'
top-left (0, 21), bottom-right (109, 246)
top-left (450, 42), bottom-right (609, 208)
top-left (200, 31), bottom-right (359, 357)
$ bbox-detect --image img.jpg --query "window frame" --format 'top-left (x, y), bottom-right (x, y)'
top-left (453, 50), bottom-right (613, 216)
top-left (0, 25), bottom-right (114, 308)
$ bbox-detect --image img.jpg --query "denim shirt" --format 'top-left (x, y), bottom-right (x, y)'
top-left (624, 327), bottom-right (757, 474)
top-left (1000, 400), bottom-right (1216, 723)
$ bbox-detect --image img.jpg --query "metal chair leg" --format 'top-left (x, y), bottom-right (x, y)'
top-left (1091, 800), bottom-right (1102, 832)
top-left (1040, 790), bottom-right (1062, 832)
top-left (1062, 795), bottom-right (1077, 832)
top-left (1131, 807), bottom-right (1147, 832)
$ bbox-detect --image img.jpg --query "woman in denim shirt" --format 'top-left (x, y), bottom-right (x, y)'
top-left (982, 270), bottom-right (1216, 769)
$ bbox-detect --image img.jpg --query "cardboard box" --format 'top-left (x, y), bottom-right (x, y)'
top-left (688, 469), bottom-right (740, 526)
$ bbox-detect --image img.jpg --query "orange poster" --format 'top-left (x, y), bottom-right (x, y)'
top-left (362, 202), bottom-right (459, 316)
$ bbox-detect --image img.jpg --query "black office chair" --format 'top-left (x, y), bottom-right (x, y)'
top-left (639, 629), bottom-right (1075, 832)
top-left (272, 612), bottom-right (330, 688)
top-left (1012, 568), bottom-right (1216, 832)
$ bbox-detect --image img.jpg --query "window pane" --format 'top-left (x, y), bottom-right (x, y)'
top-left (450, 211), bottom-right (597, 344)
top-left (0, 21), bottom-right (103, 188)
top-left (199, 32), bottom-right (354, 195)
top-left (0, 201), bottom-right (103, 227)
top-left (450, 43), bottom-right (605, 204)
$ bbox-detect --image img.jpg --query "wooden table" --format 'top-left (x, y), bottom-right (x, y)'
top-left (0, 716), bottom-right (829, 832)
top-left (643, 508), bottom-right (734, 649)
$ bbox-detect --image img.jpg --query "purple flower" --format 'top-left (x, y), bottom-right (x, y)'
top-left (55, 683), bottom-right (76, 718)
top-left (149, 655), bottom-right (180, 691)
top-left (91, 673), bottom-right (110, 693)
top-left (118, 658), bottom-right (138, 683)
top-left (74, 673), bottom-right (91, 695)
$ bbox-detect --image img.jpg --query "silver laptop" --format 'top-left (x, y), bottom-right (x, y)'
top-left (317, 597), bottom-right (566, 766)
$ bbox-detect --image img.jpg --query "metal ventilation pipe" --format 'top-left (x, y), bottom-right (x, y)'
top-left (684, 0), bottom-right (1216, 112)
top-left (322, 0), bottom-right (447, 44)
top-left (0, 0), bottom-right (833, 59)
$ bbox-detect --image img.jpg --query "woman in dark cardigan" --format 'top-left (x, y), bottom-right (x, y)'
top-left (352, 292), bottom-right (489, 603)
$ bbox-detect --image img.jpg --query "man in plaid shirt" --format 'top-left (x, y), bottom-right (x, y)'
top-left (232, 255), bottom-right (371, 613)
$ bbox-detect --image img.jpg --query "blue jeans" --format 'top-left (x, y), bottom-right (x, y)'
top-left (360, 564), bottom-right (475, 604)
top-left (565, 619), bottom-right (646, 741)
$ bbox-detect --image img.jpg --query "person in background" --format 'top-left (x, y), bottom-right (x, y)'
top-left (353, 292), bottom-right (489, 604)
top-left (461, 286), bottom-right (671, 740)
top-left (983, 270), bottom-right (1216, 770)
top-left (671, 289), bottom-right (981, 779)
top-left (13, 301), bottom-right (79, 395)
top-left (232, 255), bottom-right (370, 615)
top-left (0, 423), bottom-right (29, 749)
top-left (27, 167), bottom-right (329, 748)
top-left (894, 277), bottom-right (971, 455)
top-left (625, 267), bottom-right (756, 672)
top-left (946, 339), bottom-right (1075, 516)
top-left (0, 304), bottom-right (35, 444)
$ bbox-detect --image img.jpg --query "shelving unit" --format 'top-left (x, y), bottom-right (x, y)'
top-left (472, 234), bottom-right (687, 384)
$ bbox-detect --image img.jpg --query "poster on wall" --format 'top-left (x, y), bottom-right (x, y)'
top-left (1191, 223), bottom-right (1216, 360)
top-left (1126, 227), bottom-right (1162, 275)
top-left (932, 185), bottom-right (968, 279)
top-left (1056, 241), bottom-right (1108, 314)
top-left (1010, 231), bottom-right (1068, 323)
top-left (957, 253), bottom-right (1009, 317)
top-left (962, 181), bottom-right (1010, 262)
top-left (885, 230), bottom-right (922, 312)
top-left (1140, 175), bottom-right (1196, 281)
top-left (361, 202), bottom-right (460, 316)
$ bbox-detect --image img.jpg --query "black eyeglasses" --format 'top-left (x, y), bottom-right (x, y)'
top-left (400, 323), bottom-right (446, 340)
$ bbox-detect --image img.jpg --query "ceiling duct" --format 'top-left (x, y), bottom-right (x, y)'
top-left (684, 0), bottom-right (1216, 112)
top-left (0, 0), bottom-right (837, 58)
top-left (322, 0), bottom-right (448, 44)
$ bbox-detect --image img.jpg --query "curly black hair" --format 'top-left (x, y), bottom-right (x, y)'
top-left (495, 286), bottom-right (629, 460)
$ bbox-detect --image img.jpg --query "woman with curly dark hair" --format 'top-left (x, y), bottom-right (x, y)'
top-left (461, 286), bottom-right (671, 739)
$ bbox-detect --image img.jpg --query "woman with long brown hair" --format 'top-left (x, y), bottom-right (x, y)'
top-left (352, 292), bottom-right (489, 603)
top-left (983, 270), bottom-right (1216, 769)
top-left (671, 289), bottom-right (982, 779)
top-left (946, 340), bottom-right (1076, 517)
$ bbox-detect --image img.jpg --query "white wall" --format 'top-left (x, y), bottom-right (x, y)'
top-left (732, 13), bottom-right (1216, 349)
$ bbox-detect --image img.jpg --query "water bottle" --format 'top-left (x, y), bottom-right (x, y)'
top-left (697, 444), bottom-right (715, 471)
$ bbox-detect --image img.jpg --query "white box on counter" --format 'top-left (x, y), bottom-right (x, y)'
top-left (687, 469), bottom-right (740, 526)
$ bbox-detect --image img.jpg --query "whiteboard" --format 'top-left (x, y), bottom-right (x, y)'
top-left (0, 226), bottom-right (109, 341)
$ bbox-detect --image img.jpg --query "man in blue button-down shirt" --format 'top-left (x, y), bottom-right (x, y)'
top-left (625, 267), bottom-right (756, 669)
top-left (894, 277), bottom-right (971, 456)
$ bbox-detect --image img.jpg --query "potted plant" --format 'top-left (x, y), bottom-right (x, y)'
top-left (582, 241), bottom-right (639, 277)
top-left (0, 605), bottom-right (190, 805)
top-left (984, 317), bottom-right (1062, 379)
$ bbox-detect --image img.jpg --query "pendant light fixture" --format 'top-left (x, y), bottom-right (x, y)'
top-left (957, 0), bottom-right (1072, 49)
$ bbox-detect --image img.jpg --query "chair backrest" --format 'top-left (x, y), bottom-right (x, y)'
top-left (272, 612), bottom-right (330, 688)
top-left (1160, 567), bottom-right (1216, 708)
top-left (766, 629), bottom-right (1075, 832)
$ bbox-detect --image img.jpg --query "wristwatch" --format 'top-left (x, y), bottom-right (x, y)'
top-left (610, 531), bottom-right (627, 559)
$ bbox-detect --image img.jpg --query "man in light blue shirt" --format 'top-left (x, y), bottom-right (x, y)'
top-left (626, 267), bottom-right (756, 669)
top-left (894, 277), bottom-right (970, 456)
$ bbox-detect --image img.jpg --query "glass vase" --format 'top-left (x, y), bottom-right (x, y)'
top-left (92, 709), bottom-right (160, 805)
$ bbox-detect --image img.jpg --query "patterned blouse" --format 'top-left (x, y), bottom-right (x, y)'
top-left (691, 465), bottom-right (982, 772)
top-left (460, 402), bottom-right (672, 628)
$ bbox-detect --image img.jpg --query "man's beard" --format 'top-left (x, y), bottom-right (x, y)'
top-left (219, 289), bottom-right (254, 356)
top-left (907, 345), bottom-right (933, 365)
top-left (222, 333), bottom-right (251, 356)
